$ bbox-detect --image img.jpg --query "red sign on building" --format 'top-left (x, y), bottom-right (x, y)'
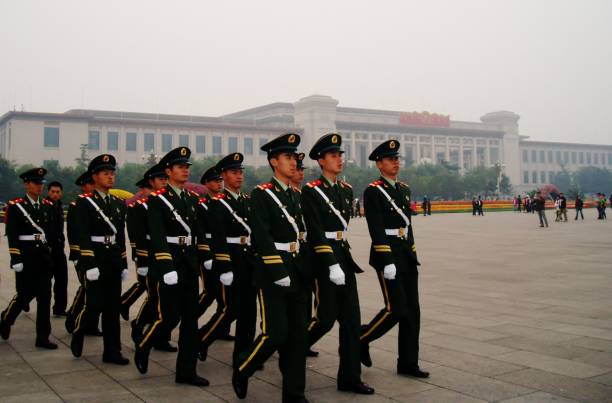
top-left (399, 111), bottom-right (450, 127)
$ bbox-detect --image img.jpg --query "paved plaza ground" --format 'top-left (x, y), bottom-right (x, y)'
top-left (1, 210), bottom-right (611, 402)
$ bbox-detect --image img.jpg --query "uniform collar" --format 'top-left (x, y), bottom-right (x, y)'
top-left (321, 174), bottom-right (337, 187)
top-left (26, 194), bottom-right (40, 205)
top-left (96, 189), bottom-right (109, 199)
top-left (226, 188), bottom-right (240, 200)
top-left (380, 175), bottom-right (397, 187)
top-left (168, 183), bottom-right (184, 197)
top-left (272, 176), bottom-right (289, 192)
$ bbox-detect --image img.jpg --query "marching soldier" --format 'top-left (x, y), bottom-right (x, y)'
top-left (232, 133), bottom-right (310, 403)
top-left (291, 152), bottom-right (318, 358)
top-left (45, 181), bottom-right (68, 317)
top-left (0, 168), bottom-right (57, 349)
top-left (70, 154), bottom-right (130, 365)
top-left (197, 166), bottom-right (235, 341)
top-left (302, 133), bottom-right (374, 395)
top-left (126, 165), bottom-right (177, 352)
top-left (197, 153), bottom-right (257, 368)
top-left (134, 147), bottom-right (209, 386)
top-left (65, 172), bottom-right (102, 336)
top-left (359, 140), bottom-right (429, 378)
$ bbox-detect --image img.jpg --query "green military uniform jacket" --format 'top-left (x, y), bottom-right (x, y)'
top-left (364, 177), bottom-right (419, 271)
top-left (6, 196), bottom-right (54, 266)
top-left (129, 197), bottom-right (152, 269)
top-left (147, 185), bottom-right (204, 281)
top-left (208, 190), bottom-right (252, 274)
top-left (249, 179), bottom-right (306, 288)
top-left (300, 176), bottom-right (362, 273)
top-left (74, 191), bottom-right (128, 273)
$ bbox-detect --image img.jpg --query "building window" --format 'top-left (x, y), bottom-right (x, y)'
top-left (532, 171), bottom-right (538, 184)
top-left (601, 153), bottom-right (605, 165)
top-left (43, 127), bottom-right (60, 148)
top-left (563, 151), bottom-right (569, 164)
top-left (531, 150), bottom-right (537, 163)
top-left (196, 136), bottom-right (205, 153)
top-left (162, 134), bottom-right (172, 152)
top-left (244, 138), bottom-right (253, 155)
top-left (126, 132), bottom-right (137, 151)
top-left (540, 171), bottom-right (546, 183)
top-left (345, 143), bottom-right (352, 160)
top-left (490, 148), bottom-right (499, 164)
top-left (88, 131), bottom-right (100, 150)
top-left (179, 135), bottom-right (189, 147)
top-left (107, 132), bottom-right (119, 151)
top-left (144, 133), bottom-right (155, 152)
top-left (608, 154), bottom-right (612, 165)
top-left (547, 150), bottom-right (553, 163)
top-left (594, 153), bottom-right (599, 164)
top-left (213, 136), bottom-right (222, 154)
top-left (539, 150), bottom-right (545, 163)
top-left (548, 171), bottom-right (555, 182)
top-left (523, 171), bottom-right (529, 184)
top-left (555, 151), bottom-right (561, 163)
top-left (522, 149), bottom-right (528, 163)
top-left (228, 137), bottom-right (238, 153)
top-left (358, 143), bottom-right (367, 168)
top-left (571, 151), bottom-right (576, 164)
top-left (579, 152), bottom-right (584, 164)
top-left (586, 152), bottom-right (591, 164)
top-left (259, 138), bottom-right (267, 155)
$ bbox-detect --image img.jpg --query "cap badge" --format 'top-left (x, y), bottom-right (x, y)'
top-left (233, 153), bottom-right (240, 161)
top-left (180, 147), bottom-right (187, 156)
top-left (390, 141), bottom-right (396, 149)
top-left (331, 135), bottom-right (338, 144)
top-left (103, 155), bottom-right (110, 163)
top-left (288, 134), bottom-right (296, 144)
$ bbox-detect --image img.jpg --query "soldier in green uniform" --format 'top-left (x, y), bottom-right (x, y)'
top-left (197, 153), bottom-right (257, 368)
top-left (134, 147), bottom-right (209, 387)
top-left (232, 133), bottom-right (310, 403)
top-left (359, 140), bottom-right (429, 378)
top-left (126, 165), bottom-right (177, 352)
top-left (291, 152), bottom-right (318, 358)
top-left (197, 166), bottom-right (235, 341)
top-left (70, 154), bottom-right (130, 365)
top-left (65, 172), bottom-right (102, 336)
top-left (0, 168), bottom-right (57, 349)
top-left (301, 133), bottom-right (374, 395)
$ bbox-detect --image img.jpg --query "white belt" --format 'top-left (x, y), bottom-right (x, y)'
top-left (205, 233), bottom-right (212, 239)
top-left (166, 236), bottom-right (192, 245)
top-left (18, 234), bottom-right (46, 242)
top-left (325, 231), bottom-right (346, 241)
top-left (227, 236), bottom-right (251, 245)
top-left (385, 227), bottom-right (408, 238)
top-left (274, 241), bottom-right (299, 253)
top-left (299, 231), bottom-right (307, 242)
top-left (90, 235), bottom-right (116, 244)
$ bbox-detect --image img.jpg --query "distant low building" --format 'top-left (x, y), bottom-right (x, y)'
top-left (1, 94), bottom-right (611, 192)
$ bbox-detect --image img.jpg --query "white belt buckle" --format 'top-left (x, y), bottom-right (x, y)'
top-left (240, 236), bottom-right (248, 245)
top-left (398, 227), bottom-right (406, 238)
top-left (289, 242), bottom-right (297, 253)
top-left (34, 234), bottom-right (42, 241)
top-left (336, 231), bottom-right (343, 241)
top-left (298, 232), bottom-right (305, 241)
top-left (178, 236), bottom-right (187, 246)
top-left (104, 235), bottom-right (113, 244)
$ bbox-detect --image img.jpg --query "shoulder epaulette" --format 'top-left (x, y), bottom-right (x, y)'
top-left (150, 188), bottom-right (167, 197)
top-left (111, 195), bottom-right (118, 200)
top-left (42, 199), bottom-right (53, 206)
top-left (340, 180), bottom-right (352, 189)
top-left (398, 181), bottom-right (409, 188)
top-left (369, 180), bottom-right (383, 187)
top-left (78, 193), bottom-right (93, 198)
top-left (128, 202), bottom-right (135, 208)
top-left (256, 182), bottom-right (273, 190)
top-left (291, 185), bottom-right (302, 193)
top-left (199, 197), bottom-right (207, 204)
top-left (188, 189), bottom-right (199, 197)
top-left (70, 201), bottom-right (76, 206)
top-left (8, 198), bottom-right (24, 205)
top-left (213, 193), bottom-right (226, 200)
top-left (307, 179), bottom-right (322, 188)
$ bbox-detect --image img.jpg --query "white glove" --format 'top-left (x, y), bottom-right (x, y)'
top-left (383, 264), bottom-right (397, 280)
top-left (329, 264), bottom-right (345, 286)
top-left (220, 272), bottom-right (234, 286)
top-left (204, 260), bottom-right (213, 270)
top-left (274, 276), bottom-right (291, 287)
top-left (86, 267), bottom-right (100, 281)
top-left (163, 270), bottom-right (178, 285)
top-left (11, 263), bottom-right (24, 272)
top-left (121, 269), bottom-right (129, 281)
top-left (137, 267), bottom-right (148, 276)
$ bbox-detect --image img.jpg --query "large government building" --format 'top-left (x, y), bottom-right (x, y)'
top-left (1, 94), bottom-right (611, 192)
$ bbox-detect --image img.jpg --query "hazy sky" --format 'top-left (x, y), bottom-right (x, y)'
top-left (1, 0), bottom-right (611, 144)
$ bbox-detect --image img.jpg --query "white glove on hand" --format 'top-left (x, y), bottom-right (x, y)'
top-left (204, 259), bottom-right (213, 270)
top-left (383, 264), bottom-right (397, 280)
top-left (86, 267), bottom-right (100, 281)
top-left (329, 264), bottom-right (346, 286)
top-left (274, 276), bottom-right (291, 287)
top-left (11, 263), bottom-right (24, 272)
top-left (137, 267), bottom-right (148, 276)
top-left (121, 269), bottom-right (129, 281)
top-left (163, 270), bottom-right (178, 285)
top-left (220, 272), bottom-right (234, 286)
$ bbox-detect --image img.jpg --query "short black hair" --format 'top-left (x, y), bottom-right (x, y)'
top-left (48, 181), bottom-right (63, 190)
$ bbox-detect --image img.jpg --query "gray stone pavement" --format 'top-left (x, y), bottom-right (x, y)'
top-left (1, 210), bottom-right (611, 402)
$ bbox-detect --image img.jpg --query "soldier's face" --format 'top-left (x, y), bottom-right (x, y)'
top-left (47, 186), bottom-right (63, 201)
top-left (318, 151), bottom-right (344, 175)
top-left (25, 181), bottom-right (43, 197)
top-left (271, 153), bottom-right (296, 180)
top-left (292, 168), bottom-right (305, 185)
top-left (206, 179), bottom-right (223, 194)
top-left (222, 169), bottom-right (244, 190)
top-left (81, 183), bottom-right (95, 194)
top-left (376, 156), bottom-right (400, 177)
top-left (93, 169), bottom-right (115, 189)
top-left (149, 177), bottom-right (168, 191)
top-left (166, 164), bottom-right (190, 184)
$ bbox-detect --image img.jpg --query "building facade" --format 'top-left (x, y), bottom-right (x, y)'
top-left (1, 94), bottom-right (611, 192)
